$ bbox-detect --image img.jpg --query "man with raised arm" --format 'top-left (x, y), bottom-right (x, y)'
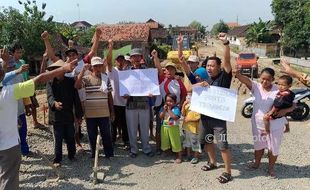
top-left (0, 47), bottom-right (78, 190)
top-left (198, 33), bottom-right (233, 184)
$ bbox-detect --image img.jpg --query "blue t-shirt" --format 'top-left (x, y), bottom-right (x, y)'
top-left (161, 106), bottom-right (181, 127)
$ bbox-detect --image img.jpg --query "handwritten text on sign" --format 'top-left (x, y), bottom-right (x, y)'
top-left (189, 86), bottom-right (238, 122)
top-left (118, 68), bottom-right (160, 96)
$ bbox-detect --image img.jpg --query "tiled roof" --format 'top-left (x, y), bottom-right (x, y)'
top-left (96, 23), bottom-right (151, 42)
top-left (227, 25), bottom-right (250, 37)
top-left (71, 21), bottom-right (92, 28)
top-left (226, 22), bottom-right (240, 28)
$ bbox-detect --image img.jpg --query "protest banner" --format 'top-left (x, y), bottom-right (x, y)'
top-left (190, 86), bottom-right (238, 122)
top-left (118, 68), bottom-right (160, 96)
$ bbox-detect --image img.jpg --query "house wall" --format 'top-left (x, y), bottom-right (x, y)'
top-left (237, 42), bottom-right (279, 58)
top-left (97, 41), bottom-right (151, 57)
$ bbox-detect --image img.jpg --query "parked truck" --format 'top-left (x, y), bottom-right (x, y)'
top-left (236, 52), bottom-right (259, 78)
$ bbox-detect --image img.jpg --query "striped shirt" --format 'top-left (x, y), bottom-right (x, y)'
top-left (82, 73), bottom-right (112, 118)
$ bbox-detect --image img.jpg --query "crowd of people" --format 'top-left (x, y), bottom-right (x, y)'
top-left (0, 28), bottom-right (309, 189)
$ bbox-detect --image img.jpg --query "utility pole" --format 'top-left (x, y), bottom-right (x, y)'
top-left (77, 3), bottom-right (80, 21)
top-left (237, 15), bottom-right (239, 25)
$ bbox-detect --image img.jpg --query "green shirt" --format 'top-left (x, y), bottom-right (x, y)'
top-left (15, 59), bottom-right (29, 81)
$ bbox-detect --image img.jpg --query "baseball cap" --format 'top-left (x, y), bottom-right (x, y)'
top-left (65, 48), bottom-right (78, 56)
top-left (188, 55), bottom-right (199, 63)
top-left (91, 56), bottom-right (104, 66)
top-left (130, 48), bottom-right (142, 56)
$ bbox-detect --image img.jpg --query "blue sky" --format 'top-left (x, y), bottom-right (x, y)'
top-left (0, 0), bottom-right (274, 29)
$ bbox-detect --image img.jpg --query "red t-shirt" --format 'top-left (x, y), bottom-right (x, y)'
top-left (159, 74), bottom-right (187, 104)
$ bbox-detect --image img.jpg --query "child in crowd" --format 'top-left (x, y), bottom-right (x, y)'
top-left (181, 88), bottom-right (201, 164)
top-left (263, 75), bottom-right (295, 134)
top-left (160, 93), bottom-right (182, 163)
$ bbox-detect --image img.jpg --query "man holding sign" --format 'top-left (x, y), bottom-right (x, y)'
top-left (123, 48), bottom-right (154, 158)
top-left (194, 33), bottom-right (233, 183)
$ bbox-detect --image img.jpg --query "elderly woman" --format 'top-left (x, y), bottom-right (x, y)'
top-left (235, 67), bottom-right (295, 178)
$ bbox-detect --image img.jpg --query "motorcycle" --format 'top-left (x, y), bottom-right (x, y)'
top-left (241, 88), bottom-right (310, 120)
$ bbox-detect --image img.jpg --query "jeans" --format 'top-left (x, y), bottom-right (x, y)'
top-left (18, 113), bottom-right (29, 155)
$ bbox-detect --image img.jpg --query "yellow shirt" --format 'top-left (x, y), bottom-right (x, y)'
top-left (182, 104), bottom-right (200, 134)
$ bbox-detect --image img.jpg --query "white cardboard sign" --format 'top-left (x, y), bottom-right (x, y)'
top-left (190, 86), bottom-right (238, 122)
top-left (118, 68), bottom-right (160, 96)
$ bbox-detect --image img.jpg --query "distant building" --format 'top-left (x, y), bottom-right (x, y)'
top-left (96, 19), bottom-right (168, 55)
top-left (226, 22), bottom-right (240, 29)
top-left (227, 25), bottom-right (250, 46)
top-left (170, 26), bottom-right (198, 40)
top-left (71, 21), bottom-right (92, 30)
top-left (146, 19), bottom-right (168, 44)
top-left (228, 24), bottom-right (281, 57)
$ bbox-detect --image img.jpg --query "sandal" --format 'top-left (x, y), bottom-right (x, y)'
top-left (190, 157), bottom-right (199, 164)
top-left (217, 172), bottom-right (232, 184)
top-left (201, 162), bottom-right (218, 171)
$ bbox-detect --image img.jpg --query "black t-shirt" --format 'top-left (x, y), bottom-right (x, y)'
top-left (207, 69), bottom-right (232, 88)
top-left (202, 69), bottom-right (232, 122)
top-left (273, 90), bottom-right (295, 109)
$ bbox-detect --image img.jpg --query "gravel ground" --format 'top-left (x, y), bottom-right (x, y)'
top-left (19, 41), bottom-right (310, 190)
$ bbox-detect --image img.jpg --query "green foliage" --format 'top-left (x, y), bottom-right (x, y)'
top-left (271, 0), bottom-right (310, 56)
top-left (56, 24), bottom-right (78, 41)
top-left (210, 20), bottom-right (229, 36)
top-left (56, 24), bottom-right (96, 48)
top-left (77, 27), bottom-right (96, 48)
top-left (245, 18), bottom-right (274, 46)
top-left (0, 0), bottom-right (55, 60)
top-left (189, 20), bottom-right (206, 35)
top-left (151, 44), bottom-right (172, 59)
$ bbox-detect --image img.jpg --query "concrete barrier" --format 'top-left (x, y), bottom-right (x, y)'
top-left (282, 56), bottom-right (310, 68)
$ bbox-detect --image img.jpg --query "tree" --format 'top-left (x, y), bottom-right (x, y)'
top-left (56, 24), bottom-right (78, 41)
top-left (245, 18), bottom-right (274, 46)
top-left (210, 20), bottom-right (229, 36)
top-left (77, 27), bottom-right (96, 48)
top-left (189, 20), bottom-right (206, 35)
top-left (0, 0), bottom-right (55, 60)
top-left (272, 0), bottom-right (310, 58)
